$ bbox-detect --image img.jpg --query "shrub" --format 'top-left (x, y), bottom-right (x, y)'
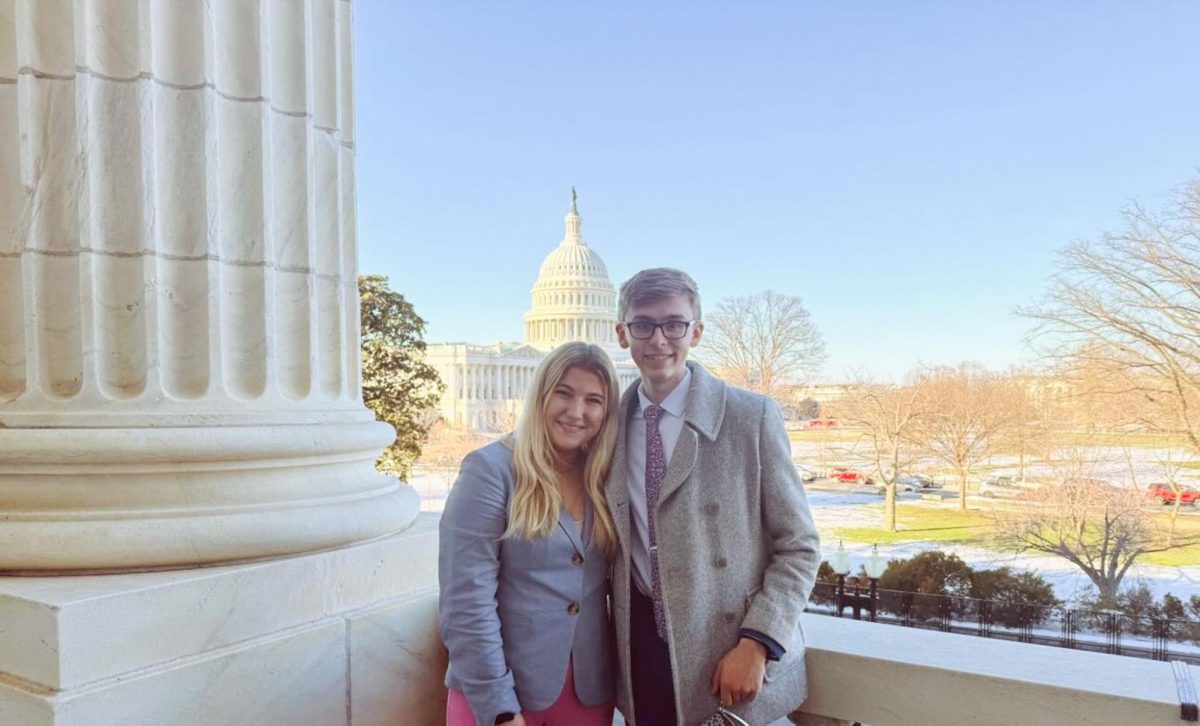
top-left (878, 551), bottom-right (973, 597)
top-left (969, 566), bottom-right (1059, 628)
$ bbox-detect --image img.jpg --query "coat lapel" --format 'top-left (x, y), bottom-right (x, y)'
top-left (656, 424), bottom-right (697, 505)
top-left (605, 382), bottom-right (638, 551)
top-left (657, 362), bottom-right (726, 504)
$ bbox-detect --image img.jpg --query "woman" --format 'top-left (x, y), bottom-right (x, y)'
top-left (439, 342), bottom-right (621, 726)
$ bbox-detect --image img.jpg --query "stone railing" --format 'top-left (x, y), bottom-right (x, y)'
top-left (794, 613), bottom-right (1197, 725)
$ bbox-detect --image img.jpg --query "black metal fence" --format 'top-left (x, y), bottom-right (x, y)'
top-left (806, 581), bottom-right (1200, 665)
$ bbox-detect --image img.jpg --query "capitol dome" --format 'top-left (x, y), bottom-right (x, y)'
top-left (524, 191), bottom-right (620, 351)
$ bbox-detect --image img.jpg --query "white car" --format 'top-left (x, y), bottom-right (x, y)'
top-left (978, 476), bottom-right (1040, 498)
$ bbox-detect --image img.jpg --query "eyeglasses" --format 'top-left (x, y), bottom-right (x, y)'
top-left (622, 320), bottom-right (696, 340)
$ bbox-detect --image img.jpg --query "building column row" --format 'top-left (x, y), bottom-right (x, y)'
top-left (457, 362), bottom-right (539, 402)
top-left (525, 318), bottom-right (617, 347)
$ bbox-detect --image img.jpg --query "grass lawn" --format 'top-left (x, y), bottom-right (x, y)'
top-left (1141, 545), bottom-right (1200, 566)
top-left (1141, 512), bottom-right (1200, 566)
top-left (788, 429), bottom-right (861, 445)
top-left (831, 504), bottom-right (997, 546)
top-left (1062, 431), bottom-right (1191, 449)
top-left (832, 502), bottom-right (1200, 567)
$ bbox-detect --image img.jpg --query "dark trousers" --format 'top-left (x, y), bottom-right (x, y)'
top-left (630, 580), bottom-right (678, 726)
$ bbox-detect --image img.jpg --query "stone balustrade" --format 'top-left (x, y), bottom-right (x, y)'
top-left (794, 613), bottom-right (1195, 725)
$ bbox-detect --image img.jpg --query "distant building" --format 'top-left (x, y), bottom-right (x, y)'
top-left (426, 193), bottom-right (639, 431)
top-left (792, 383), bottom-right (852, 405)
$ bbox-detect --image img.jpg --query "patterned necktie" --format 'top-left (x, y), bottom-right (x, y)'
top-left (643, 404), bottom-right (668, 641)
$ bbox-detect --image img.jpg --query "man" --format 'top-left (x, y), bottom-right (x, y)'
top-left (606, 268), bottom-right (820, 725)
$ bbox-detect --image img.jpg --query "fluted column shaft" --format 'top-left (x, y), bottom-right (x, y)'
top-left (0, 0), bottom-right (415, 572)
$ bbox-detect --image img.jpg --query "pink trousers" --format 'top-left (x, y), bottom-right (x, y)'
top-left (446, 659), bottom-right (615, 726)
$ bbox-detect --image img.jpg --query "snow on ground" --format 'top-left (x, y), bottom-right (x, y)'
top-left (805, 488), bottom-right (1200, 601)
top-left (407, 469), bottom-right (1200, 600)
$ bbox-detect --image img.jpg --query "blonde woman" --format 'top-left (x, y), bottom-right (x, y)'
top-left (439, 342), bottom-right (621, 726)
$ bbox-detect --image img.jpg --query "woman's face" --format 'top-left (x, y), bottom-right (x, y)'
top-left (544, 366), bottom-right (607, 457)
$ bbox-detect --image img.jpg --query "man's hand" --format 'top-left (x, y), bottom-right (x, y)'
top-left (709, 637), bottom-right (768, 707)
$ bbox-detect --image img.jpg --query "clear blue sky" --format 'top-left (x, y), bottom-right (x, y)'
top-left (354, 1), bottom-right (1200, 380)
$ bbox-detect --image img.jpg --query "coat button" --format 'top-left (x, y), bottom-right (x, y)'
top-left (572, 553), bottom-right (584, 566)
top-left (567, 602), bottom-right (581, 616)
top-left (705, 503), bottom-right (719, 516)
top-left (723, 612), bottom-right (737, 623)
top-left (715, 557), bottom-right (728, 568)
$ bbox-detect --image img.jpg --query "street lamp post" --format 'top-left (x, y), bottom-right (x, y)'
top-left (863, 544), bottom-right (888, 622)
top-left (829, 542), bottom-right (852, 618)
top-left (829, 542), bottom-right (887, 621)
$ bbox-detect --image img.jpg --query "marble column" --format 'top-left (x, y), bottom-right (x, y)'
top-left (0, 0), bottom-right (417, 571)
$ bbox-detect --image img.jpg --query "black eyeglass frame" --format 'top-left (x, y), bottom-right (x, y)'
top-left (621, 320), bottom-right (698, 340)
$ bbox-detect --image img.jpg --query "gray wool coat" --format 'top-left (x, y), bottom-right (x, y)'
top-left (606, 362), bottom-right (821, 726)
top-left (439, 440), bottom-right (614, 726)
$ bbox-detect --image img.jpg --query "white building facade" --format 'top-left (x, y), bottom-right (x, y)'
top-left (427, 193), bottom-right (639, 431)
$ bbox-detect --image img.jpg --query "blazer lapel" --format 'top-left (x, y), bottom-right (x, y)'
top-left (556, 508), bottom-right (584, 554)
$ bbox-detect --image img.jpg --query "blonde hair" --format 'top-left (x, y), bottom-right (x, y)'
top-left (618, 267), bottom-right (702, 321)
top-left (505, 342), bottom-right (620, 558)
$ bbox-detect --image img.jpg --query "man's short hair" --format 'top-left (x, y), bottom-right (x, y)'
top-left (618, 268), bottom-right (702, 321)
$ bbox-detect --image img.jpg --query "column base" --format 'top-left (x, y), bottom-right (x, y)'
top-left (0, 421), bottom-right (419, 571)
top-left (0, 514), bottom-right (446, 725)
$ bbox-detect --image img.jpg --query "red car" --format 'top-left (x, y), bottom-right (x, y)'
top-left (828, 467), bottom-right (874, 485)
top-left (1148, 483), bottom-right (1200, 506)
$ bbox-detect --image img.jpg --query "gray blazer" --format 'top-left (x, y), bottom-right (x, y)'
top-left (606, 362), bottom-right (820, 725)
top-left (439, 440), bottom-right (615, 726)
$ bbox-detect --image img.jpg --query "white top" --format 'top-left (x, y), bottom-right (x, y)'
top-left (625, 367), bottom-right (692, 597)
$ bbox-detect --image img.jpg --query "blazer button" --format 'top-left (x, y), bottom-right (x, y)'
top-left (723, 612), bottom-right (737, 623)
top-left (567, 602), bottom-right (581, 616)
top-left (715, 557), bottom-right (728, 568)
top-left (705, 503), bottom-right (719, 516)
top-left (572, 553), bottom-right (584, 566)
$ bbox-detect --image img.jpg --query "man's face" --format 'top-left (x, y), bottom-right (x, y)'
top-left (616, 294), bottom-right (703, 392)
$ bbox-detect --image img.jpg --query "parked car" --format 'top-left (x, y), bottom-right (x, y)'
top-left (794, 464), bottom-right (818, 482)
top-left (1148, 483), bottom-right (1200, 506)
top-left (896, 475), bottom-right (941, 492)
top-left (874, 475), bottom-right (941, 494)
top-left (978, 476), bottom-right (1040, 498)
top-left (828, 467), bottom-right (874, 485)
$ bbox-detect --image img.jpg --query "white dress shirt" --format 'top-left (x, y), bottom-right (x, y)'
top-left (625, 367), bottom-right (692, 597)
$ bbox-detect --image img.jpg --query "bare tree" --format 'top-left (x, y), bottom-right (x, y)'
top-left (1119, 443), bottom-right (1195, 547)
top-left (702, 290), bottom-right (826, 397)
top-left (992, 477), bottom-right (1192, 605)
top-left (992, 369), bottom-right (1062, 480)
top-left (913, 363), bottom-right (1014, 511)
top-left (418, 421), bottom-right (491, 488)
top-left (841, 377), bottom-right (927, 531)
top-left (1022, 179), bottom-right (1200, 455)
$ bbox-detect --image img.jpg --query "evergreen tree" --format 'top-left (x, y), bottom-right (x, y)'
top-left (359, 275), bottom-right (444, 478)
